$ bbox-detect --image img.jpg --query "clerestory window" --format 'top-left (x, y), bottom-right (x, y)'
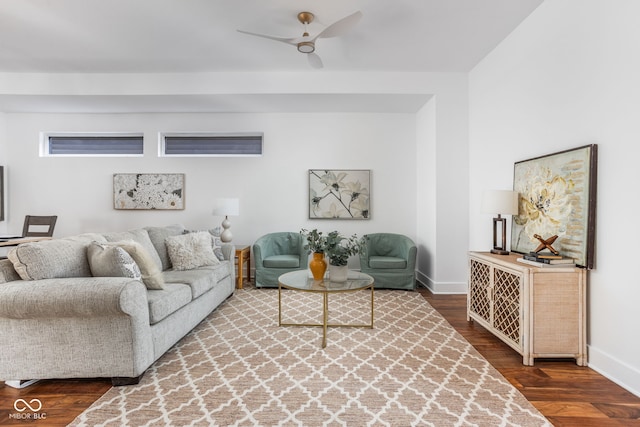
top-left (40, 133), bottom-right (144, 157)
top-left (160, 133), bottom-right (263, 157)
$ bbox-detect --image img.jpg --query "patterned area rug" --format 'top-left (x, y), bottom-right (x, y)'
top-left (71, 286), bottom-right (551, 426)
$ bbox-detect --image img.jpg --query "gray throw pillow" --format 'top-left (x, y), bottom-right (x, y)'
top-left (8, 238), bottom-right (92, 281)
top-left (87, 242), bottom-right (142, 281)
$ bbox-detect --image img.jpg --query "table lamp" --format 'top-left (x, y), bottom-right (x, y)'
top-left (212, 198), bottom-right (239, 243)
top-left (481, 190), bottom-right (519, 255)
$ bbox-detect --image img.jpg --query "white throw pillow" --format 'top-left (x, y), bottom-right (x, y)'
top-left (183, 227), bottom-right (225, 261)
top-left (102, 240), bottom-right (165, 290)
top-left (87, 242), bottom-right (142, 281)
top-left (165, 231), bottom-right (220, 271)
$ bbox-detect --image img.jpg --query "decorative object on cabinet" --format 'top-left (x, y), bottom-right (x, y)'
top-left (532, 234), bottom-right (559, 254)
top-left (511, 145), bottom-right (597, 269)
top-left (481, 190), bottom-right (519, 255)
top-left (113, 173), bottom-right (184, 210)
top-left (308, 169), bottom-right (370, 219)
top-left (467, 251), bottom-right (587, 366)
top-left (212, 198), bottom-right (239, 243)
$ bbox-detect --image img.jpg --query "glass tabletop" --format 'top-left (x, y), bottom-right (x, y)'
top-left (278, 269), bottom-right (374, 292)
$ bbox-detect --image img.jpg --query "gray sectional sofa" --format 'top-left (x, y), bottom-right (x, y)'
top-left (0, 224), bottom-right (235, 386)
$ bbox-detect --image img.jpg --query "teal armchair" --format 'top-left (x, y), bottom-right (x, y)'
top-left (359, 233), bottom-right (417, 290)
top-left (253, 232), bottom-right (307, 288)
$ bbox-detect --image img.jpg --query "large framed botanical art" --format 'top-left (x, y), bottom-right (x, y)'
top-left (511, 145), bottom-right (597, 269)
top-left (309, 169), bottom-right (370, 219)
top-left (114, 173), bottom-right (185, 210)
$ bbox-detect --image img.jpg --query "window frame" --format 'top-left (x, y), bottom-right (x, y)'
top-left (159, 132), bottom-right (263, 157)
top-left (40, 132), bottom-right (145, 157)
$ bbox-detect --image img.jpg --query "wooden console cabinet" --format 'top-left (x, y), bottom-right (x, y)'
top-left (467, 251), bottom-right (587, 366)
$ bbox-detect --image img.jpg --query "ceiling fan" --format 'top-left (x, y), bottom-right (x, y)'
top-left (237, 10), bottom-right (363, 69)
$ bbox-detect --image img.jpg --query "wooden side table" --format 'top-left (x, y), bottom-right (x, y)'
top-left (235, 245), bottom-right (251, 289)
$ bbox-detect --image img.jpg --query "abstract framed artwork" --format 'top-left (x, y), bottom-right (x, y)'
top-left (309, 169), bottom-right (370, 219)
top-left (511, 145), bottom-right (597, 269)
top-left (114, 173), bottom-right (185, 210)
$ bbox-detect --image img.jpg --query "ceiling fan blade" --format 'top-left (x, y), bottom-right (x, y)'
top-left (316, 11), bottom-right (362, 39)
top-left (237, 29), bottom-right (297, 46)
top-left (307, 53), bottom-right (323, 69)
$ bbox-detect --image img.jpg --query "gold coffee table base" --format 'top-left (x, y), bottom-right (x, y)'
top-left (278, 270), bottom-right (375, 348)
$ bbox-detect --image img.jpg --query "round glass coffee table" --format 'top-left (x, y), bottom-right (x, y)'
top-left (278, 269), bottom-right (374, 348)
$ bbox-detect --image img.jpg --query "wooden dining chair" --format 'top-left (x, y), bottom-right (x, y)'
top-left (22, 215), bottom-right (58, 237)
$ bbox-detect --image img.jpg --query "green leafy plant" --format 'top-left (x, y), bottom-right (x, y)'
top-left (324, 231), bottom-right (363, 266)
top-left (300, 228), bottom-right (326, 254)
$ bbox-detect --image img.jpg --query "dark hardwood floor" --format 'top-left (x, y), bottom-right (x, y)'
top-left (421, 289), bottom-right (640, 427)
top-left (1, 288), bottom-right (639, 426)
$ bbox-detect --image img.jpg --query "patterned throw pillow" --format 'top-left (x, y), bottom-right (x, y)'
top-left (101, 240), bottom-right (165, 290)
top-left (87, 242), bottom-right (142, 281)
top-left (165, 231), bottom-right (220, 271)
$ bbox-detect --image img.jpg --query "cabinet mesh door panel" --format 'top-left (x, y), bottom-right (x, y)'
top-left (469, 260), bottom-right (491, 323)
top-left (492, 269), bottom-right (521, 346)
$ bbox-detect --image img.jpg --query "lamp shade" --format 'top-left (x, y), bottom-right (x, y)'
top-left (481, 190), bottom-right (519, 215)
top-left (212, 198), bottom-right (239, 217)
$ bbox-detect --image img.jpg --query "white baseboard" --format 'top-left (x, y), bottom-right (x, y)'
top-left (5, 379), bottom-right (40, 389)
top-left (588, 346), bottom-right (640, 398)
top-left (416, 271), bottom-right (468, 294)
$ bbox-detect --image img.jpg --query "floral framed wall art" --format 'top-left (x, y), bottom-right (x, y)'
top-left (511, 145), bottom-right (597, 268)
top-left (114, 173), bottom-right (185, 210)
top-left (309, 169), bottom-right (370, 219)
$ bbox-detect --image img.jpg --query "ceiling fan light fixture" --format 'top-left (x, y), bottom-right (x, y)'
top-left (297, 41), bottom-right (315, 53)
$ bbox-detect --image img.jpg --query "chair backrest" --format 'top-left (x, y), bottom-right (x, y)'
top-left (255, 232), bottom-right (305, 257)
top-left (363, 233), bottom-right (415, 258)
top-left (22, 215), bottom-right (58, 237)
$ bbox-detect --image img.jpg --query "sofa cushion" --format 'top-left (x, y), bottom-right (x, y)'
top-left (146, 283), bottom-right (192, 324)
top-left (145, 224), bottom-right (185, 271)
top-left (165, 232), bottom-right (220, 271)
top-left (102, 229), bottom-right (163, 271)
top-left (163, 263), bottom-right (229, 299)
top-left (103, 241), bottom-right (165, 290)
top-left (7, 238), bottom-right (93, 280)
top-left (264, 255), bottom-right (300, 268)
top-left (87, 242), bottom-right (142, 281)
top-left (369, 256), bottom-right (407, 269)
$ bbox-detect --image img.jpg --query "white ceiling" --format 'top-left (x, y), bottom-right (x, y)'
top-left (0, 0), bottom-right (543, 112)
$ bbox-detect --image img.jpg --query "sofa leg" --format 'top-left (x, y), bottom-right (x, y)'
top-left (5, 379), bottom-right (40, 389)
top-left (111, 373), bottom-right (144, 386)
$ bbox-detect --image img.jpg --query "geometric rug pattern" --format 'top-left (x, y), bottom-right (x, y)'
top-left (70, 286), bottom-right (552, 426)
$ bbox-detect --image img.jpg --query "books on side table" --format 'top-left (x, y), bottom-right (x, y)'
top-left (516, 252), bottom-right (576, 268)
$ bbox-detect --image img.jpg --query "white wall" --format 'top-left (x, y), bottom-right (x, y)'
top-left (416, 98), bottom-right (436, 284)
top-left (3, 112), bottom-right (416, 254)
top-left (469, 0), bottom-right (640, 396)
top-left (0, 71), bottom-right (470, 290)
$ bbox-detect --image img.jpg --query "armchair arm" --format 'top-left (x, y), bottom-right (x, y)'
top-left (253, 240), bottom-right (267, 268)
top-left (406, 245), bottom-right (417, 270)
